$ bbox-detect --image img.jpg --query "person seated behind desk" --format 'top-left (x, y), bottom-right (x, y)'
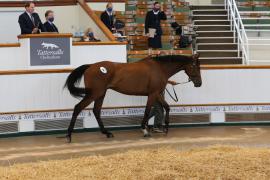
top-left (43, 10), bottom-right (59, 33)
top-left (18, 2), bottom-right (45, 34)
top-left (83, 28), bottom-right (100, 42)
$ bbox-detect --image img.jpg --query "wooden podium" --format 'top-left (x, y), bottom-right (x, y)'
top-left (18, 33), bottom-right (72, 68)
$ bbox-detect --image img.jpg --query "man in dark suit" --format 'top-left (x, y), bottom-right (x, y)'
top-left (100, 2), bottom-right (115, 32)
top-left (145, 1), bottom-right (167, 49)
top-left (43, 10), bottom-right (59, 33)
top-left (18, 2), bottom-right (45, 34)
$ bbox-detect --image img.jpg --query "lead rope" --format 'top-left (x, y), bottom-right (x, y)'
top-left (165, 79), bottom-right (191, 102)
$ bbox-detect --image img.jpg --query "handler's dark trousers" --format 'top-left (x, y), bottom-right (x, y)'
top-left (148, 101), bottom-right (164, 128)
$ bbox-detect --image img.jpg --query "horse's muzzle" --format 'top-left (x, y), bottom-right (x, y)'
top-left (194, 81), bottom-right (202, 87)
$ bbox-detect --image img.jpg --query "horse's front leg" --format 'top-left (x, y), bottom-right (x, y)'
top-left (141, 94), bottom-right (156, 137)
top-left (157, 95), bottom-right (170, 134)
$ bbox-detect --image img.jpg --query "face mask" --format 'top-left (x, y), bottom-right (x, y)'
top-left (107, 7), bottom-right (113, 12)
top-left (48, 17), bottom-right (54, 22)
top-left (88, 32), bottom-right (94, 37)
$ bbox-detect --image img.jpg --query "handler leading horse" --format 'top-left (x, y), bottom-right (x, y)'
top-left (64, 54), bottom-right (202, 142)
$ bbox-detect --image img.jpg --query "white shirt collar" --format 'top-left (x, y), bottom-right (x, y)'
top-left (26, 11), bottom-right (32, 18)
top-left (106, 10), bottom-right (113, 16)
top-left (153, 10), bottom-right (160, 15)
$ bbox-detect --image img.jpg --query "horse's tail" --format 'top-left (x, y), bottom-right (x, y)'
top-left (64, 64), bottom-right (90, 98)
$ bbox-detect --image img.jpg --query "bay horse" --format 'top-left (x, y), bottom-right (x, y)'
top-left (64, 54), bottom-right (202, 143)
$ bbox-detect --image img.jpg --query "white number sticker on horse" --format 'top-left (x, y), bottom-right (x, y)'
top-left (100, 67), bottom-right (107, 74)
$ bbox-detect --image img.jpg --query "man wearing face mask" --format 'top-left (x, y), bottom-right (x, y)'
top-left (83, 28), bottom-right (100, 42)
top-left (100, 2), bottom-right (115, 32)
top-left (43, 10), bottom-right (58, 33)
top-left (145, 2), bottom-right (167, 49)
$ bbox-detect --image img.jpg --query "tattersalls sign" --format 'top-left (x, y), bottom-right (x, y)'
top-left (30, 38), bottom-right (70, 66)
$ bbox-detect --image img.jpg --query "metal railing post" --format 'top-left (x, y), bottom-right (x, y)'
top-left (231, 0), bottom-right (250, 64)
top-left (237, 19), bottom-right (240, 57)
top-left (246, 39), bottom-right (250, 65)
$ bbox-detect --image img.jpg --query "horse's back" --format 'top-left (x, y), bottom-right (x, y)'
top-left (109, 58), bottom-right (166, 95)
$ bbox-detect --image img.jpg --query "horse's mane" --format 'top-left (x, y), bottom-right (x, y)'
top-left (146, 55), bottom-right (192, 64)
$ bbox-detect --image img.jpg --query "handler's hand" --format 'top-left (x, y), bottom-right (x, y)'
top-left (168, 80), bottom-right (179, 86)
top-left (32, 28), bottom-right (38, 34)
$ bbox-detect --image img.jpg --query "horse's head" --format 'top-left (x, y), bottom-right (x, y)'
top-left (184, 53), bottom-right (202, 87)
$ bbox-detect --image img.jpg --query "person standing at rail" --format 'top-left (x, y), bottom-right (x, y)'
top-left (145, 1), bottom-right (167, 51)
top-left (100, 2), bottom-right (115, 32)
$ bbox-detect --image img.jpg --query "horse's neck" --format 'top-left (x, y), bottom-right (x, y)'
top-left (159, 61), bottom-right (185, 78)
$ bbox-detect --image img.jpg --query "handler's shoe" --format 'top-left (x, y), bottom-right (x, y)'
top-left (152, 127), bottom-right (164, 133)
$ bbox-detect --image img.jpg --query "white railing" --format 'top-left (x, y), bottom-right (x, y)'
top-left (225, 0), bottom-right (270, 64)
top-left (225, 0), bottom-right (249, 64)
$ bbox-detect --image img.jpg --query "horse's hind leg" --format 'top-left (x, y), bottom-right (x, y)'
top-left (67, 95), bottom-right (93, 143)
top-left (93, 94), bottom-right (114, 138)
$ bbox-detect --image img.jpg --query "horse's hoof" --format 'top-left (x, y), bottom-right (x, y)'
top-left (106, 132), bottom-right (114, 138)
top-left (143, 133), bottom-right (151, 138)
top-left (66, 135), bottom-right (72, 143)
